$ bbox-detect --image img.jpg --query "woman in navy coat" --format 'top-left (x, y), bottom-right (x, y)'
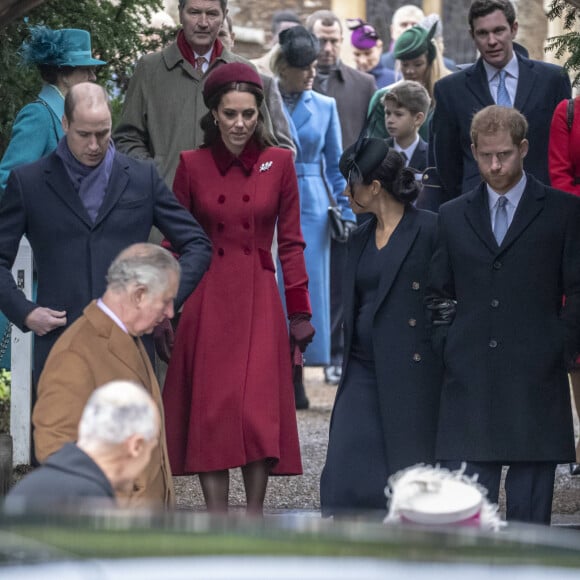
top-left (272, 26), bottom-right (355, 369)
top-left (320, 138), bottom-right (443, 517)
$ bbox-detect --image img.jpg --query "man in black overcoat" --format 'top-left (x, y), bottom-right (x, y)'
top-left (426, 105), bottom-right (580, 524)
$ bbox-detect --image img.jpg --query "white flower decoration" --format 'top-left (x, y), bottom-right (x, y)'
top-left (259, 161), bottom-right (273, 173)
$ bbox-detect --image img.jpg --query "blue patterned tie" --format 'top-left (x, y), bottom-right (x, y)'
top-left (496, 70), bottom-right (511, 107)
top-left (493, 196), bottom-right (508, 245)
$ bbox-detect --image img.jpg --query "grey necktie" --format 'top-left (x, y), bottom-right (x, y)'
top-left (496, 70), bottom-right (511, 107)
top-left (493, 196), bottom-right (509, 245)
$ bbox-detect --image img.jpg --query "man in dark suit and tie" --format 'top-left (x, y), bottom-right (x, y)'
top-left (429, 0), bottom-right (571, 207)
top-left (426, 105), bottom-right (580, 524)
top-left (0, 82), bottom-right (211, 378)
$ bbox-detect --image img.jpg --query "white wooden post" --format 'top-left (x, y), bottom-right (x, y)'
top-left (10, 237), bottom-right (33, 465)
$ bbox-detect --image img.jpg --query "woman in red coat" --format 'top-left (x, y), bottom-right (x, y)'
top-left (162, 63), bottom-right (314, 514)
top-left (549, 97), bottom-right (580, 475)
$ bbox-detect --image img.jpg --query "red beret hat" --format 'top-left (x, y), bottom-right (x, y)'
top-left (202, 62), bottom-right (263, 106)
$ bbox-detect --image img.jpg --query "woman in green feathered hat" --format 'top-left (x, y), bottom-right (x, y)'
top-left (366, 20), bottom-right (451, 142)
top-left (0, 26), bottom-right (106, 194)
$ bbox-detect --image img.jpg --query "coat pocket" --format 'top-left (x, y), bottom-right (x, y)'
top-left (258, 248), bottom-right (275, 272)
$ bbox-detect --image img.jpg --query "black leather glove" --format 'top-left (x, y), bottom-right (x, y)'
top-left (427, 298), bottom-right (457, 326)
top-left (153, 318), bottom-right (175, 363)
top-left (337, 220), bottom-right (357, 243)
top-left (289, 312), bottom-right (315, 353)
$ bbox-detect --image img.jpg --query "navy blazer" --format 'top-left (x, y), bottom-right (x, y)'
top-left (427, 176), bottom-right (580, 462)
top-left (430, 54), bottom-right (571, 205)
top-left (0, 149), bottom-right (211, 373)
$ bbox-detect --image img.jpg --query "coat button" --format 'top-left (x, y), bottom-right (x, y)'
top-left (218, 195), bottom-right (226, 204)
top-left (217, 248), bottom-right (224, 256)
top-left (408, 318), bottom-right (417, 327)
top-left (489, 339), bottom-right (498, 348)
top-left (217, 222), bottom-right (225, 232)
top-left (412, 353), bottom-right (422, 362)
top-left (490, 299), bottom-right (499, 308)
top-left (243, 222), bottom-right (250, 230)
top-left (243, 247), bottom-right (251, 255)
top-left (411, 281), bottom-right (420, 290)
top-left (243, 194), bottom-right (250, 202)
top-left (493, 261), bottom-right (502, 270)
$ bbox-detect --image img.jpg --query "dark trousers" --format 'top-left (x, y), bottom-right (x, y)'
top-left (440, 460), bottom-right (557, 525)
top-left (329, 238), bottom-right (346, 366)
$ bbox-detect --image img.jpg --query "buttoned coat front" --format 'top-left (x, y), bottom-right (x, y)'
top-left (163, 143), bottom-right (309, 476)
top-left (33, 302), bottom-right (175, 507)
top-left (427, 177), bottom-right (580, 462)
top-left (0, 150), bottom-right (211, 375)
top-left (430, 55), bottom-right (571, 204)
top-left (321, 208), bottom-right (443, 512)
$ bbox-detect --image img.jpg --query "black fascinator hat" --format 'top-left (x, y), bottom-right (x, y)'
top-left (339, 138), bottom-right (390, 182)
top-left (279, 25), bottom-right (320, 68)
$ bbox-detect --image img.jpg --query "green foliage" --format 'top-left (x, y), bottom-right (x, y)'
top-left (546, 0), bottom-right (580, 87)
top-left (0, 369), bottom-right (10, 433)
top-left (0, 0), bottom-right (179, 153)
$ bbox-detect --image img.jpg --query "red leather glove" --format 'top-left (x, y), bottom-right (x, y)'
top-left (289, 313), bottom-right (315, 353)
top-left (153, 318), bottom-right (174, 363)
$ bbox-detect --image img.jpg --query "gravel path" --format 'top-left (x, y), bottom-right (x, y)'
top-left (174, 368), bottom-right (580, 524)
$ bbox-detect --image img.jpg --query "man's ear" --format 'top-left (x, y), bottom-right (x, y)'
top-left (126, 434), bottom-right (145, 458)
top-left (132, 285), bottom-right (147, 306)
top-left (62, 115), bottom-right (69, 134)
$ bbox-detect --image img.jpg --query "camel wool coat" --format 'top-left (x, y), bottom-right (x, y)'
top-left (33, 301), bottom-right (175, 508)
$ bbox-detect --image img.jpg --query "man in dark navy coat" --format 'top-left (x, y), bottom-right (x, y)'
top-left (429, 0), bottom-right (570, 207)
top-left (0, 82), bottom-right (211, 377)
top-left (426, 105), bottom-right (580, 524)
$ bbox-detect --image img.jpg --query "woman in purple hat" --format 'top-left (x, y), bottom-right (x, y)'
top-left (347, 19), bottom-right (395, 89)
top-left (0, 26), bottom-right (106, 193)
top-left (162, 62), bottom-right (314, 515)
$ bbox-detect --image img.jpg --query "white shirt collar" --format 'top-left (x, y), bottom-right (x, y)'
top-left (483, 52), bottom-right (519, 82)
top-left (194, 48), bottom-right (213, 63)
top-left (97, 298), bottom-right (128, 334)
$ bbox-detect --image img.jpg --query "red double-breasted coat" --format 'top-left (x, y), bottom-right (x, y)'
top-left (163, 138), bottom-right (310, 475)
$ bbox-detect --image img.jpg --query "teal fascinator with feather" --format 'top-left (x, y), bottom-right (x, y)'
top-left (20, 26), bottom-right (106, 67)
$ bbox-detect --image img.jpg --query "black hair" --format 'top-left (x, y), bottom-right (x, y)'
top-left (352, 148), bottom-right (421, 205)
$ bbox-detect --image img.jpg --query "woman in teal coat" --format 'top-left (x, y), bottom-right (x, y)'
top-left (272, 26), bottom-right (355, 370)
top-left (0, 26), bottom-right (105, 194)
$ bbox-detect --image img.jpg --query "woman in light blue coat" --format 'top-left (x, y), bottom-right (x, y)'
top-left (0, 26), bottom-right (105, 194)
top-left (273, 26), bottom-right (355, 369)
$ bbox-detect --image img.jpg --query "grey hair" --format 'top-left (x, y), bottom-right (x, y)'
top-left (77, 381), bottom-right (158, 447)
top-left (106, 243), bottom-right (180, 296)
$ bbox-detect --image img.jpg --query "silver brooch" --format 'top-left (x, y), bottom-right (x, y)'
top-left (259, 161), bottom-right (273, 173)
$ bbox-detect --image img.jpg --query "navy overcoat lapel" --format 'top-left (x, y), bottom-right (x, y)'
top-left (93, 155), bottom-right (130, 228)
top-left (373, 207), bottom-right (421, 316)
top-left (44, 155), bottom-right (93, 228)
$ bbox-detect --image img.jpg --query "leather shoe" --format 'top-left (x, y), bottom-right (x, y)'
top-left (570, 463), bottom-right (580, 475)
top-left (324, 365), bottom-right (341, 385)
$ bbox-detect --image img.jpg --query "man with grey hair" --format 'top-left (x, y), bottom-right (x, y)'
top-left (6, 380), bottom-right (159, 510)
top-left (32, 243), bottom-right (180, 507)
